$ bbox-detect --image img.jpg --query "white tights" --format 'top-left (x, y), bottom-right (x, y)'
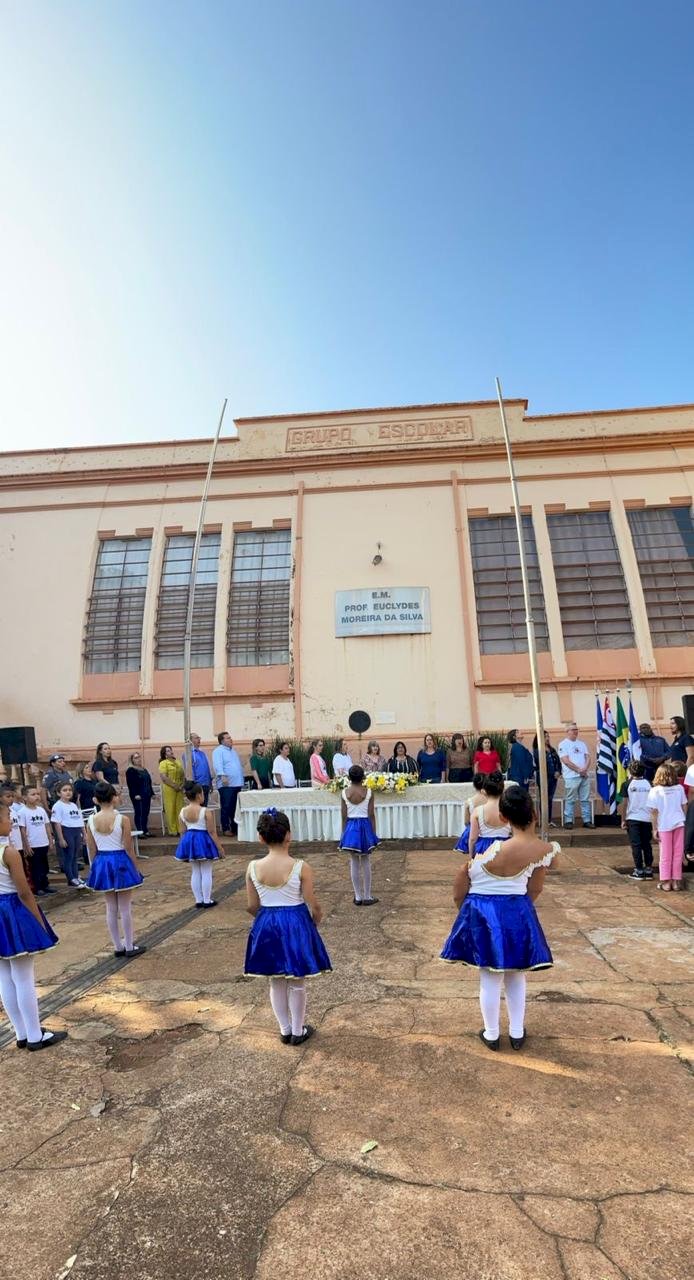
top-left (479, 968), bottom-right (526, 1040)
top-left (0, 954), bottom-right (42, 1043)
top-left (268, 977), bottom-right (307, 1037)
top-left (349, 854), bottom-right (372, 902)
top-left (190, 862), bottom-right (214, 904)
top-left (104, 891), bottom-right (134, 951)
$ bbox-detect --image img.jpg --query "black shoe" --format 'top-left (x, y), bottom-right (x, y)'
top-left (114, 948), bottom-right (126, 957)
top-left (280, 1032), bottom-right (292, 1044)
top-left (290, 1024), bottom-right (315, 1046)
top-left (27, 1030), bottom-right (68, 1052)
top-left (42, 886), bottom-right (57, 894)
top-left (124, 945), bottom-right (147, 959)
top-left (583, 822), bottom-right (596, 829)
top-left (478, 1029), bottom-right (500, 1051)
top-left (564, 822), bottom-right (574, 830)
top-left (361, 897), bottom-right (379, 906)
top-left (16, 1037), bottom-right (27, 1049)
top-left (629, 870), bottom-right (645, 880)
top-left (195, 902), bottom-right (205, 909)
top-left (202, 900), bottom-right (217, 909)
top-left (643, 869), bottom-right (654, 878)
top-left (509, 1032), bottom-right (526, 1051)
top-left (353, 897), bottom-right (362, 905)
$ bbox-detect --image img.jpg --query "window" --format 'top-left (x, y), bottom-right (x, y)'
top-left (84, 538), bottom-right (152, 673)
top-left (468, 515), bottom-right (548, 654)
top-left (547, 510), bottom-right (634, 650)
top-left (227, 529), bottom-right (292, 665)
top-left (155, 533), bottom-right (221, 669)
top-left (626, 506), bottom-right (694, 647)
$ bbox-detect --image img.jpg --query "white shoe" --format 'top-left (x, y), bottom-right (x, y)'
top-left (73, 879), bottom-right (88, 889)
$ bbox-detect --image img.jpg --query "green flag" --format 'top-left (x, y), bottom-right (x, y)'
top-left (615, 696), bottom-right (630, 796)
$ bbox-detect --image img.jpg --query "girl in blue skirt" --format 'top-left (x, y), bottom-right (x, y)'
top-left (441, 785), bottom-right (559, 1051)
top-left (338, 764), bottom-right (379, 906)
top-left (0, 798), bottom-right (67, 1051)
top-left (86, 782), bottom-right (145, 959)
top-left (245, 808), bottom-right (331, 1046)
top-left (468, 770), bottom-right (511, 856)
top-left (175, 782), bottom-right (225, 908)
top-left (454, 772), bottom-right (487, 853)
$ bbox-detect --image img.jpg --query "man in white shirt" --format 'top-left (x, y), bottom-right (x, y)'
top-left (211, 732), bottom-right (245, 836)
top-left (272, 742), bottom-right (297, 789)
top-left (558, 722), bottom-right (594, 829)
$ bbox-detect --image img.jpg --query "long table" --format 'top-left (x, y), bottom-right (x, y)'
top-left (235, 782), bottom-right (474, 843)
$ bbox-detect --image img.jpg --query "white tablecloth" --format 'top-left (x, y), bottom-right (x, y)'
top-left (235, 783), bottom-right (474, 842)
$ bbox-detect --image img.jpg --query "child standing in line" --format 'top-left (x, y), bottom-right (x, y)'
top-left (441, 785), bottom-right (559, 1052)
top-left (0, 798), bottom-right (67, 1051)
top-left (468, 771), bottom-right (511, 857)
top-left (51, 783), bottom-right (88, 890)
top-left (338, 764), bottom-right (379, 906)
top-left (20, 787), bottom-right (57, 897)
top-left (454, 772), bottom-right (487, 854)
top-left (619, 760), bottom-right (654, 880)
top-left (174, 782), bottom-right (225, 908)
top-left (649, 763), bottom-right (687, 892)
top-left (245, 808), bottom-right (331, 1045)
top-left (85, 782), bottom-right (146, 957)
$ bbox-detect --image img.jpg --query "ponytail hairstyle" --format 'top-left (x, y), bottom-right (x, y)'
top-left (184, 781), bottom-right (204, 803)
top-left (499, 784), bottom-right (535, 830)
top-left (257, 807), bottom-right (291, 845)
top-left (94, 781), bottom-right (116, 804)
top-left (481, 770), bottom-right (504, 798)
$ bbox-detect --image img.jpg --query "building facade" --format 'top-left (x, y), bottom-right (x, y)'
top-left (1, 398), bottom-right (693, 767)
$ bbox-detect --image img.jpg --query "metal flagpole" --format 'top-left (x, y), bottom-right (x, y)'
top-left (183, 399), bottom-right (229, 752)
top-left (495, 378), bottom-right (550, 838)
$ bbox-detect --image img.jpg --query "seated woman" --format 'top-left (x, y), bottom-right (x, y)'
top-left (361, 741), bottom-right (387, 775)
top-left (417, 733), bottom-right (446, 784)
top-left (387, 741), bottom-right (419, 776)
top-left (309, 739), bottom-right (330, 788)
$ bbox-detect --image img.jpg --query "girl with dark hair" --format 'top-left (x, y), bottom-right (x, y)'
top-left (244, 808), bottom-right (331, 1045)
top-left (441, 785), bottom-right (559, 1051)
top-left (387, 741), bottom-right (418, 775)
top-left (174, 782), bottom-right (225, 908)
top-left (454, 773), bottom-right (486, 854)
top-left (338, 765), bottom-right (379, 905)
top-left (85, 782), bottom-right (145, 958)
top-left (468, 771), bottom-right (511, 857)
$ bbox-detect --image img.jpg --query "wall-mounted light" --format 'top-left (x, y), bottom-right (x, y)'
top-left (372, 542), bottom-right (383, 566)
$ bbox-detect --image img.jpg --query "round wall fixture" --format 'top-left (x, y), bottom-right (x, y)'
top-left (348, 709), bottom-right (372, 735)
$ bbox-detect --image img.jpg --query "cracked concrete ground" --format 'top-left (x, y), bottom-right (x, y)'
top-left (1, 843), bottom-right (692, 1280)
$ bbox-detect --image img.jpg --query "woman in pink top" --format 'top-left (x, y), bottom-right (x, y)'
top-left (309, 739), bottom-right (330, 788)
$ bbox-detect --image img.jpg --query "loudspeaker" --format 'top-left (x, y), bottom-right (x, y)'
top-left (0, 726), bottom-right (38, 765)
top-left (682, 696), bottom-right (694, 736)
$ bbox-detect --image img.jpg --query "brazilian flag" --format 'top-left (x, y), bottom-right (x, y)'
top-left (615, 696), bottom-right (631, 796)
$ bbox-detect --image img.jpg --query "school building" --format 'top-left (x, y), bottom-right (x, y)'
top-left (0, 397), bottom-right (693, 769)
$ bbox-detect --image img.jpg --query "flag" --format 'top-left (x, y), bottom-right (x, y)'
top-left (615, 695), bottom-right (631, 797)
top-left (596, 695), bottom-right (617, 812)
top-left (628, 699), bottom-right (642, 763)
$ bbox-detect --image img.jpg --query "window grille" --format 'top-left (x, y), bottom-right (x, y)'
top-left (227, 529), bottom-right (291, 666)
top-left (155, 533), bottom-right (221, 669)
top-left (84, 538), bottom-right (151, 673)
top-left (626, 506), bottom-right (694, 647)
top-left (468, 514), bottom-right (549, 654)
top-left (547, 510), bottom-right (634, 649)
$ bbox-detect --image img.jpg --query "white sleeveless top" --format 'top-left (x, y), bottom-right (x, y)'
top-left (88, 811), bottom-right (124, 851)
top-left (0, 842), bottom-right (17, 894)
top-left (469, 840), bottom-right (559, 896)
top-left (179, 805), bottom-right (208, 831)
top-left (478, 807), bottom-right (512, 839)
top-left (344, 790), bottom-right (370, 819)
top-left (249, 859), bottom-right (304, 906)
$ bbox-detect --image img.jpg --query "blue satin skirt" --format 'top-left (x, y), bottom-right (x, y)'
top-left (339, 817), bottom-right (379, 855)
top-left (245, 903), bottom-right (332, 978)
top-left (0, 892), bottom-right (59, 958)
top-left (87, 850), bottom-right (144, 893)
top-left (441, 892), bottom-right (553, 971)
top-left (454, 823), bottom-right (471, 853)
top-left (174, 829), bottom-right (220, 861)
top-left (473, 833), bottom-right (510, 858)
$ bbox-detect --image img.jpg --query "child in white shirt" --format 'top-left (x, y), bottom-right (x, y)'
top-left (20, 787), bottom-right (56, 896)
top-left (51, 783), bottom-right (87, 889)
top-left (648, 763), bottom-right (687, 892)
top-left (619, 760), bottom-right (653, 880)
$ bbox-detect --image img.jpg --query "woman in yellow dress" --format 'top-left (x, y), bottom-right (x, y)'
top-left (158, 745), bottom-right (185, 836)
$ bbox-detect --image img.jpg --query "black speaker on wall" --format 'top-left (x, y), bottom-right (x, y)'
top-left (0, 726), bottom-right (38, 765)
top-left (682, 697), bottom-right (694, 737)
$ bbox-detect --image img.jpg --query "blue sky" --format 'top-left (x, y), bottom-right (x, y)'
top-left (1, 0), bottom-right (693, 448)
